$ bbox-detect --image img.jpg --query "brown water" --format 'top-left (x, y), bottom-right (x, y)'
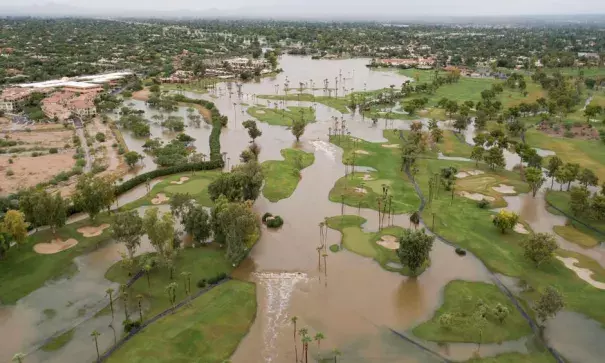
top-left (3, 55), bottom-right (602, 363)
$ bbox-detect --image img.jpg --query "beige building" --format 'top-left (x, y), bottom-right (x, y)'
top-left (0, 87), bottom-right (32, 112)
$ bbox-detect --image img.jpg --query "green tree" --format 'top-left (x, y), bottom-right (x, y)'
top-left (19, 189), bottom-right (66, 232)
top-left (143, 207), bottom-right (175, 261)
top-left (182, 205), bottom-right (211, 244)
top-left (492, 209), bottom-right (519, 233)
top-left (578, 168), bottom-right (599, 188)
top-left (492, 303), bottom-right (509, 324)
top-left (397, 228), bottom-right (434, 275)
top-left (112, 210), bottom-right (144, 259)
top-left (73, 174), bottom-right (115, 221)
top-left (569, 186), bottom-right (590, 216)
top-left (242, 120), bottom-right (262, 141)
top-left (314, 332), bottom-right (325, 350)
top-left (106, 288), bottom-right (115, 319)
top-left (470, 146), bottom-right (484, 167)
top-left (12, 353), bottom-right (25, 363)
top-left (292, 118), bottom-right (306, 142)
top-left (208, 161), bottom-right (264, 202)
top-left (213, 197), bottom-right (259, 264)
top-left (124, 151), bottom-right (143, 169)
top-left (546, 156), bottom-right (563, 189)
top-left (169, 193), bottom-right (193, 220)
top-left (484, 147), bottom-right (505, 170)
top-left (1, 210), bottom-right (28, 248)
top-left (521, 233), bottom-right (558, 265)
top-left (535, 286), bottom-right (565, 323)
top-left (525, 167), bottom-right (545, 197)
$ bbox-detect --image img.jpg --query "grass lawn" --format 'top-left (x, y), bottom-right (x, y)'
top-left (106, 280), bottom-right (256, 363)
top-left (41, 328), bottom-right (75, 352)
top-left (545, 190), bottom-right (605, 243)
top-left (463, 352), bottom-right (556, 363)
top-left (325, 215), bottom-right (426, 275)
top-left (543, 67), bottom-right (605, 77)
top-left (524, 128), bottom-right (605, 181)
top-left (0, 214), bottom-right (113, 304)
top-left (454, 169), bottom-right (529, 209)
top-left (417, 156), bottom-right (605, 325)
top-left (104, 245), bottom-right (234, 320)
top-left (438, 131), bottom-right (474, 157)
top-left (553, 225), bottom-right (600, 248)
top-left (258, 93), bottom-right (350, 113)
top-left (329, 131), bottom-right (420, 214)
top-left (261, 148), bottom-right (315, 202)
top-left (121, 171), bottom-right (220, 211)
top-left (498, 81), bottom-right (545, 108)
top-left (412, 281), bottom-right (532, 343)
top-left (161, 83), bottom-right (209, 94)
top-left (246, 105), bottom-right (316, 126)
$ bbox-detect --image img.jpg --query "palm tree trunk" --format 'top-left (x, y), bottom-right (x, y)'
top-left (94, 338), bottom-right (100, 362)
top-left (138, 301), bottom-right (143, 323)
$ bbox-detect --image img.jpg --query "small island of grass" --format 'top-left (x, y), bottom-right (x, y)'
top-left (261, 148), bottom-right (315, 202)
top-left (247, 105), bottom-right (316, 126)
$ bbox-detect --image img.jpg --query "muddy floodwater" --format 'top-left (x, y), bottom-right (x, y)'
top-left (3, 55), bottom-right (605, 363)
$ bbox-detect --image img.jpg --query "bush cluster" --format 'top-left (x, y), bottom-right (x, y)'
top-left (266, 215), bottom-right (284, 228)
top-left (197, 272), bottom-right (228, 288)
top-left (122, 319), bottom-right (142, 333)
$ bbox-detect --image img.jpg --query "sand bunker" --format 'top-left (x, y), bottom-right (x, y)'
top-left (513, 223), bottom-right (530, 234)
top-left (255, 110), bottom-right (266, 114)
top-left (77, 224), bottom-right (110, 238)
top-left (556, 257), bottom-right (605, 290)
top-left (354, 150), bottom-right (369, 155)
top-left (354, 187), bottom-right (368, 194)
top-left (34, 238), bottom-right (79, 254)
top-left (151, 193), bottom-right (170, 205)
top-left (459, 191), bottom-right (495, 202)
top-left (492, 184), bottom-right (516, 194)
top-left (377, 235), bottom-right (399, 250)
top-left (361, 174), bottom-right (374, 181)
top-left (455, 170), bottom-right (485, 179)
top-left (382, 144), bottom-right (400, 148)
top-left (170, 176), bottom-right (190, 185)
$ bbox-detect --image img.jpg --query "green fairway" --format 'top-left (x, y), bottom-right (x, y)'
top-left (438, 130), bottom-right (474, 157)
top-left (325, 215), bottom-right (426, 275)
top-left (105, 245), bottom-right (234, 320)
top-left (246, 105), bottom-right (316, 126)
top-left (258, 93), bottom-right (350, 114)
top-left (41, 329), bottom-right (75, 352)
top-left (0, 214), bottom-right (113, 304)
top-left (106, 280), bottom-right (256, 363)
top-left (463, 352), bottom-right (556, 363)
top-left (412, 281), bottom-right (532, 343)
top-left (524, 129), bottom-right (605, 181)
top-left (545, 190), bottom-right (605, 243)
top-left (121, 171), bottom-right (220, 210)
top-left (261, 148), bottom-right (315, 202)
top-left (328, 131), bottom-right (420, 214)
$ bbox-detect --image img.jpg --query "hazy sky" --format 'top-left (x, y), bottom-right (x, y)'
top-left (5, 0), bottom-right (605, 16)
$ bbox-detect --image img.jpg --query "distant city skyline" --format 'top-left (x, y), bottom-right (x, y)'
top-left (2, 0), bottom-right (605, 18)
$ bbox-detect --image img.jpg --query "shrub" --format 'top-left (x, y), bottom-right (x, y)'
top-left (122, 319), bottom-right (141, 333)
top-left (563, 123), bottom-right (572, 131)
top-left (266, 215), bottom-right (284, 228)
top-left (196, 279), bottom-right (207, 288)
top-left (49, 148), bottom-right (58, 154)
top-left (329, 244), bottom-right (340, 252)
top-left (261, 212), bottom-right (273, 223)
top-left (118, 146), bottom-right (126, 155)
top-left (477, 199), bottom-right (491, 209)
top-left (95, 132), bottom-right (106, 142)
top-left (75, 158), bottom-right (86, 167)
top-left (8, 158), bottom-right (13, 164)
top-left (6, 169), bottom-right (14, 176)
top-left (455, 247), bottom-right (467, 256)
top-left (563, 131), bottom-right (574, 138)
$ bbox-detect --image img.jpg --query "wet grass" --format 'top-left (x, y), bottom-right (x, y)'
top-left (553, 225), bottom-right (600, 248)
top-left (412, 280), bottom-right (533, 343)
top-left (105, 280), bottom-right (256, 363)
top-left (246, 105), bottom-right (316, 126)
top-left (416, 157), bottom-right (605, 325)
top-left (258, 93), bottom-right (350, 113)
top-left (261, 148), bottom-right (315, 202)
top-left (41, 328), bottom-right (75, 352)
top-left (121, 171), bottom-right (220, 210)
top-left (329, 131), bottom-right (420, 214)
top-left (325, 215), bottom-right (427, 276)
top-left (438, 130), bottom-right (474, 157)
top-left (0, 214), bottom-right (113, 304)
top-left (104, 245), bottom-right (233, 321)
top-left (463, 352), bottom-right (556, 363)
top-left (545, 190), bottom-right (605, 243)
top-left (524, 128), bottom-right (605, 181)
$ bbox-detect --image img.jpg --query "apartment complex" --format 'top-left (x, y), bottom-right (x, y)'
top-left (41, 91), bottom-right (97, 121)
top-left (0, 87), bottom-right (33, 112)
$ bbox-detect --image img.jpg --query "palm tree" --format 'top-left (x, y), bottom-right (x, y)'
top-left (291, 316), bottom-right (298, 363)
top-left (136, 294), bottom-right (144, 323)
top-left (121, 284), bottom-right (129, 321)
top-left (12, 353), bottom-right (25, 363)
top-left (166, 282), bottom-right (178, 309)
top-left (143, 263), bottom-right (152, 288)
top-left (91, 330), bottom-right (101, 362)
top-left (332, 348), bottom-right (341, 363)
top-left (302, 335), bottom-right (312, 363)
top-left (180, 271), bottom-right (191, 295)
top-left (316, 246), bottom-right (323, 270)
top-left (106, 287), bottom-right (115, 319)
top-left (314, 332), bottom-right (325, 350)
top-left (323, 253), bottom-right (328, 277)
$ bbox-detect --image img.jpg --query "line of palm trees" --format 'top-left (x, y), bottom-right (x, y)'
top-left (290, 316), bottom-right (340, 363)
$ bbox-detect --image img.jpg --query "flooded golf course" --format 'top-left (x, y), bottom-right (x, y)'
top-left (2, 55), bottom-right (605, 363)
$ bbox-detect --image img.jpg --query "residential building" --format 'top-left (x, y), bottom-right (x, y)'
top-left (0, 87), bottom-right (32, 112)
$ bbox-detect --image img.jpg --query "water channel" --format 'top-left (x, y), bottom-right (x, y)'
top-left (2, 55), bottom-right (605, 363)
